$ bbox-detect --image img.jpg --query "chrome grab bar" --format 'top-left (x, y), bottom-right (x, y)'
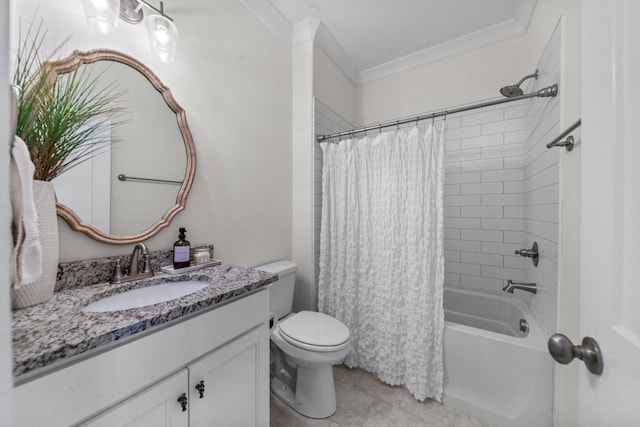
top-left (546, 119), bottom-right (581, 151)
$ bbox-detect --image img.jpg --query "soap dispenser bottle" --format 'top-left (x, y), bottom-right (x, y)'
top-left (173, 227), bottom-right (191, 269)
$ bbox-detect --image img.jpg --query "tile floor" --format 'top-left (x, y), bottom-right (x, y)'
top-left (270, 364), bottom-right (493, 426)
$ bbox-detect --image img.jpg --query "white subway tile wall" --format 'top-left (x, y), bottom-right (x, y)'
top-left (313, 99), bottom-right (355, 303)
top-left (443, 100), bottom-right (528, 294)
top-left (522, 24), bottom-right (561, 336)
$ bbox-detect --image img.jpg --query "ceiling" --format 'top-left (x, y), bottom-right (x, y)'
top-left (240, 0), bottom-right (537, 85)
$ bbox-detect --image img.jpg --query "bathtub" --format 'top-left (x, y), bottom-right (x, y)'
top-left (442, 286), bottom-right (554, 427)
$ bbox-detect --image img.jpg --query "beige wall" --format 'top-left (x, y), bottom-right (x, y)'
top-left (313, 47), bottom-right (357, 126)
top-left (11, 0), bottom-right (293, 267)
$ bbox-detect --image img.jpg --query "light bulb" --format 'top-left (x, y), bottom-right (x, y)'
top-left (82, 0), bottom-right (120, 35)
top-left (154, 24), bottom-right (170, 44)
top-left (91, 0), bottom-right (110, 11)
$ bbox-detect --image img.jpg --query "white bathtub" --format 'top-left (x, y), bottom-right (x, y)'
top-left (442, 286), bottom-right (554, 427)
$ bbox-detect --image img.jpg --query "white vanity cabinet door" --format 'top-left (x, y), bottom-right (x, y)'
top-left (188, 325), bottom-right (269, 426)
top-left (81, 369), bottom-right (189, 427)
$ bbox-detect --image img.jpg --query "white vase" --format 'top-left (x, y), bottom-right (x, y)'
top-left (12, 180), bottom-right (59, 309)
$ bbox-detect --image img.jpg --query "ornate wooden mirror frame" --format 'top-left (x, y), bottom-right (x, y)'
top-left (47, 49), bottom-right (196, 244)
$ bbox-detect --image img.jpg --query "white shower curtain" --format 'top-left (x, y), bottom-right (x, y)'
top-left (318, 122), bottom-right (446, 402)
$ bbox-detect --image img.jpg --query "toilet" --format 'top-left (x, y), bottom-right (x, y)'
top-left (256, 260), bottom-right (350, 419)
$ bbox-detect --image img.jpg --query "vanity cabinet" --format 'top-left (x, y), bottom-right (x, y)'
top-left (13, 289), bottom-right (269, 427)
top-left (82, 325), bottom-right (266, 427)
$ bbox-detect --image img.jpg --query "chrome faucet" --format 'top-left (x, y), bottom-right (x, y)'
top-left (112, 243), bottom-right (154, 284)
top-left (503, 279), bottom-right (537, 294)
top-left (129, 243), bottom-right (151, 276)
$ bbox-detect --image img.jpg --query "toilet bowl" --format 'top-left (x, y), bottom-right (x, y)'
top-left (256, 261), bottom-right (351, 419)
top-left (270, 311), bottom-right (350, 418)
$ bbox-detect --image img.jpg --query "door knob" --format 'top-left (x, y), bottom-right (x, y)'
top-left (548, 333), bottom-right (603, 375)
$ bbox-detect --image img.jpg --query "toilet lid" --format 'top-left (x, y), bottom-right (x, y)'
top-left (279, 311), bottom-right (350, 348)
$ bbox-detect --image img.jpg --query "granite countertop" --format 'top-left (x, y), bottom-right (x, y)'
top-left (12, 263), bottom-right (277, 379)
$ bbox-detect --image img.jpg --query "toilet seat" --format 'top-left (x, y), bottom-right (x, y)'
top-left (278, 311), bottom-right (350, 352)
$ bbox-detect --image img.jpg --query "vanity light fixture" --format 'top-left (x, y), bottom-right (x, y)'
top-left (81, 0), bottom-right (179, 63)
top-left (81, 0), bottom-right (121, 35)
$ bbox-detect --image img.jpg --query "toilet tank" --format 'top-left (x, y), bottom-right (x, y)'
top-left (255, 260), bottom-right (297, 320)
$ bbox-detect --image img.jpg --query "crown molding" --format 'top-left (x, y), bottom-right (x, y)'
top-left (240, 0), bottom-right (538, 86)
top-left (359, 16), bottom-right (533, 84)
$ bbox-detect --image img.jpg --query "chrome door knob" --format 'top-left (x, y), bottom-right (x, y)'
top-left (548, 333), bottom-right (604, 375)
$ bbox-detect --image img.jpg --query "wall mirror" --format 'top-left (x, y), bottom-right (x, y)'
top-left (46, 49), bottom-right (196, 244)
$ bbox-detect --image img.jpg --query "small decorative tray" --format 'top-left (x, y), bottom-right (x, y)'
top-left (160, 259), bottom-right (222, 275)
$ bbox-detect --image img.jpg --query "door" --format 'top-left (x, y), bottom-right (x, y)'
top-left (188, 325), bottom-right (269, 426)
top-left (579, 0), bottom-right (640, 424)
top-left (81, 369), bottom-right (189, 427)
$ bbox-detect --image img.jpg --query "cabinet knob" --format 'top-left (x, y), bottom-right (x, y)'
top-left (195, 380), bottom-right (205, 398)
top-left (177, 393), bottom-right (188, 412)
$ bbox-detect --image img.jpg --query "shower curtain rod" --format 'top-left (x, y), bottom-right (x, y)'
top-left (316, 84), bottom-right (558, 143)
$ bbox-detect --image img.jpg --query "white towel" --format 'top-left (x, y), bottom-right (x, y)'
top-left (10, 135), bottom-right (43, 287)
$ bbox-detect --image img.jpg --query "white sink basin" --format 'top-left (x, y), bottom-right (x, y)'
top-left (83, 280), bottom-right (209, 313)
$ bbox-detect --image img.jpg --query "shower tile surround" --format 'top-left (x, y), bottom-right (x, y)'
top-left (313, 26), bottom-right (560, 336)
top-left (444, 30), bottom-right (560, 337)
top-left (523, 24), bottom-right (561, 336)
top-left (442, 102), bottom-right (532, 299)
top-left (12, 245), bottom-right (276, 378)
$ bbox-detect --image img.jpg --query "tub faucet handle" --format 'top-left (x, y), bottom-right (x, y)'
top-left (515, 242), bottom-right (539, 266)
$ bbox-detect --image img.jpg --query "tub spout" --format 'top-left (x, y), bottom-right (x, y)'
top-left (503, 279), bottom-right (537, 294)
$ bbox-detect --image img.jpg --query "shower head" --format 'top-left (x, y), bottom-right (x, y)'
top-left (500, 70), bottom-right (539, 98)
